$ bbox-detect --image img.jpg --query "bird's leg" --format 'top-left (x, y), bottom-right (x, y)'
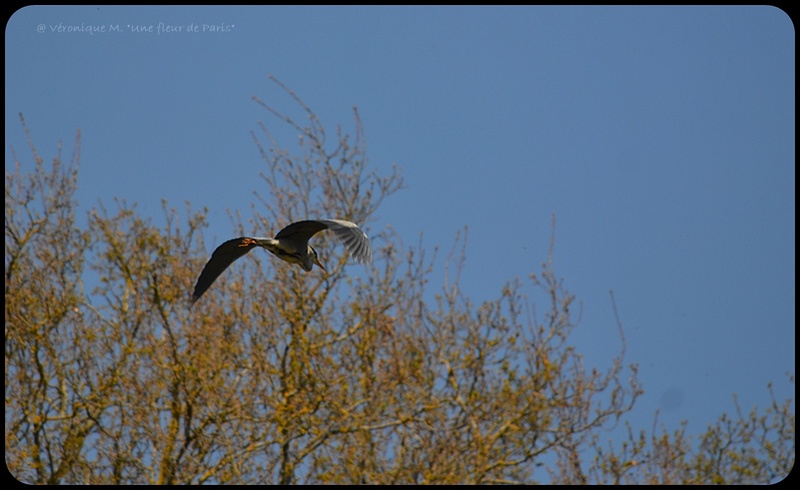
top-left (239, 238), bottom-right (257, 247)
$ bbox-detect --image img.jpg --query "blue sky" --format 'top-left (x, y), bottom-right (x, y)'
top-left (6, 5), bottom-right (794, 458)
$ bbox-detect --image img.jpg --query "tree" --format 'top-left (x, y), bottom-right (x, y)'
top-left (585, 376), bottom-right (795, 484)
top-left (5, 80), bottom-right (794, 484)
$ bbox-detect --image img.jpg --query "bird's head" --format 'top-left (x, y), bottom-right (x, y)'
top-left (309, 245), bottom-right (325, 271)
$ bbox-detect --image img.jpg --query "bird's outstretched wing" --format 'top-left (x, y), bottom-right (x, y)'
top-left (316, 219), bottom-right (373, 264)
top-left (274, 220), bottom-right (329, 251)
top-left (191, 237), bottom-right (259, 304)
top-left (275, 219), bottom-right (372, 264)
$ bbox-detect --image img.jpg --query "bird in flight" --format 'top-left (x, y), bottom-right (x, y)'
top-left (191, 219), bottom-right (372, 304)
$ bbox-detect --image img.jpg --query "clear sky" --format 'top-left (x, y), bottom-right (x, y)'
top-left (6, 5), bottom-right (794, 457)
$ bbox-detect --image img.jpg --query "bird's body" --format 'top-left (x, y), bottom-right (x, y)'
top-left (191, 219), bottom-right (371, 304)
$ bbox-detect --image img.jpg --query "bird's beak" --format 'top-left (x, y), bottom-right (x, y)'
top-left (314, 256), bottom-right (325, 271)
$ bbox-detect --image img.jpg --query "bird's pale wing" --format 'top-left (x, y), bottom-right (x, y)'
top-left (191, 237), bottom-right (259, 304)
top-left (314, 219), bottom-right (373, 264)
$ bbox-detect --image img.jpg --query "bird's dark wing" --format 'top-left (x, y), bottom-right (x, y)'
top-left (274, 220), bottom-right (329, 242)
top-left (191, 237), bottom-right (259, 304)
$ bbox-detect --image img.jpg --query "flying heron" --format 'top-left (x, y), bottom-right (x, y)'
top-left (191, 219), bottom-right (371, 304)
